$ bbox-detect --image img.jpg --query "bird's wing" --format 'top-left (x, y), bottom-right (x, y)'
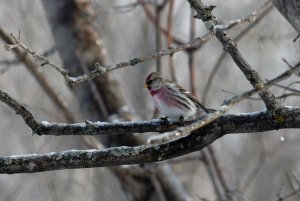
top-left (165, 79), bottom-right (209, 113)
top-left (185, 91), bottom-right (209, 113)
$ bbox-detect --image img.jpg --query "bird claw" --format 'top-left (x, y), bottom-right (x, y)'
top-left (178, 116), bottom-right (184, 125)
top-left (160, 116), bottom-right (169, 125)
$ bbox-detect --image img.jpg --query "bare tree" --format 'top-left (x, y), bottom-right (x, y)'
top-left (0, 0), bottom-right (299, 200)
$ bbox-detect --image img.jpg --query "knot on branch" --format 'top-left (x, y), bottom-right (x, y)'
top-left (4, 43), bottom-right (18, 51)
top-left (255, 83), bottom-right (264, 90)
top-left (66, 76), bottom-right (76, 88)
top-left (32, 121), bottom-right (47, 136)
top-left (193, 5), bottom-right (216, 20)
top-left (168, 46), bottom-right (175, 57)
top-left (84, 119), bottom-right (97, 133)
top-left (222, 37), bottom-right (237, 52)
top-left (193, 4), bottom-right (217, 29)
top-left (271, 107), bottom-right (287, 127)
top-left (95, 62), bottom-right (107, 73)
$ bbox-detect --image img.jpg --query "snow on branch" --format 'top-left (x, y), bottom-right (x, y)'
top-left (0, 106), bottom-right (300, 174)
top-left (0, 61), bottom-right (299, 138)
top-left (0, 61), bottom-right (299, 173)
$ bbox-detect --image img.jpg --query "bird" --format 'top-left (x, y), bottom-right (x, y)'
top-left (145, 72), bottom-right (210, 120)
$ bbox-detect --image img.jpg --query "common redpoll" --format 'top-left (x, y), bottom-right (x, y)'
top-left (145, 72), bottom-right (209, 120)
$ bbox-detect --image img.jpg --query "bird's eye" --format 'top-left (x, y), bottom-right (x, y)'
top-left (146, 79), bottom-right (153, 85)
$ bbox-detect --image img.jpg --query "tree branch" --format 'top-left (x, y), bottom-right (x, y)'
top-left (202, 4), bottom-right (274, 104)
top-left (1, 60), bottom-right (300, 173)
top-left (0, 60), bottom-right (299, 138)
top-left (0, 26), bottom-right (77, 123)
top-left (186, 0), bottom-right (279, 111)
top-left (4, 30), bottom-right (214, 87)
top-left (0, 106), bottom-right (300, 174)
top-left (273, 0), bottom-right (300, 33)
top-left (1, 62), bottom-right (300, 174)
top-left (213, 0), bottom-right (272, 31)
top-left (0, 90), bottom-right (40, 133)
top-left (149, 61), bottom-right (300, 144)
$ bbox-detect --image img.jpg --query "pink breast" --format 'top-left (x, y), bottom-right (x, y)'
top-left (149, 89), bottom-right (159, 96)
top-left (152, 87), bottom-right (178, 107)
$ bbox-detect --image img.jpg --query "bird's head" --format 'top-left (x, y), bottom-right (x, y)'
top-left (145, 72), bottom-right (164, 91)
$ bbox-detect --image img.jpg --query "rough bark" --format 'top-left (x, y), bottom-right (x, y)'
top-left (0, 107), bottom-right (299, 174)
top-left (273, 0), bottom-right (300, 33)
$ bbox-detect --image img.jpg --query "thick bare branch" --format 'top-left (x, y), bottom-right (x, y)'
top-left (1, 59), bottom-right (300, 172)
top-left (0, 106), bottom-right (300, 174)
top-left (202, 5), bottom-right (274, 104)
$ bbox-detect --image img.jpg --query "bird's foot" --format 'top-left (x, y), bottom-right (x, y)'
top-left (178, 116), bottom-right (185, 125)
top-left (160, 116), bottom-right (169, 125)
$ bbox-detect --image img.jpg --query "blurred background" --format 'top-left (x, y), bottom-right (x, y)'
top-left (0, 0), bottom-right (299, 200)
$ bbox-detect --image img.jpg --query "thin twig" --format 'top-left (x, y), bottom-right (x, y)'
top-left (222, 89), bottom-right (300, 101)
top-left (156, 164), bottom-right (193, 201)
top-left (213, 0), bottom-right (272, 31)
top-left (167, 0), bottom-right (177, 82)
top-left (0, 46), bottom-right (56, 74)
top-left (150, 174), bottom-right (168, 201)
top-left (4, 30), bottom-right (214, 87)
top-left (207, 146), bottom-right (233, 201)
top-left (283, 57), bottom-right (300, 76)
top-left (272, 83), bottom-right (300, 94)
top-left (273, 187), bottom-right (300, 201)
top-left (138, 0), bottom-right (186, 46)
top-left (155, 0), bottom-right (165, 73)
top-left (286, 171), bottom-right (300, 198)
top-left (0, 27), bottom-right (76, 123)
top-left (293, 34), bottom-right (300, 42)
top-left (4, 33), bottom-right (68, 77)
top-left (189, 9), bottom-right (197, 96)
top-left (201, 150), bottom-right (224, 200)
top-left (113, 0), bottom-right (152, 12)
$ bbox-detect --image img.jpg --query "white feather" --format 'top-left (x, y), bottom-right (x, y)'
top-left (153, 92), bottom-right (197, 120)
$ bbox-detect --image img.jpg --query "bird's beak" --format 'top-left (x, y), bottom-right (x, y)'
top-left (144, 83), bottom-right (148, 89)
